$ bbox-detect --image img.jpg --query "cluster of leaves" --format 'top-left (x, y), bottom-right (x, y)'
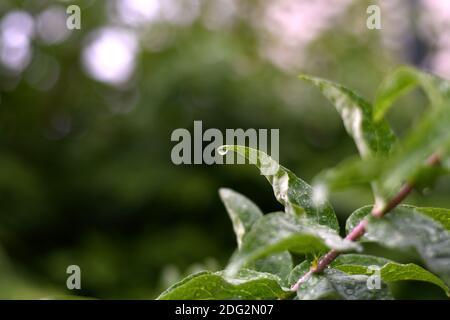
top-left (158, 66), bottom-right (450, 300)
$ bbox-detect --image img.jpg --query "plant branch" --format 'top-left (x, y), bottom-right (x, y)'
top-left (291, 152), bottom-right (441, 292)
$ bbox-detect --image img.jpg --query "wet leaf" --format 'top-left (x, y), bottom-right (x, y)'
top-left (221, 145), bottom-right (339, 231)
top-left (306, 69), bottom-right (450, 206)
top-left (288, 261), bottom-right (339, 300)
top-left (219, 189), bottom-right (293, 282)
top-left (247, 252), bottom-right (293, 286)
top-left (290, 261), bottom-right (393, 300)
top-left (300, 74), bottom-right (395, 204)
top-left (323, 268), bottom-right (393, 300)
top-left (374, 66), bottom-right (449, 121)
top-left (345, 205), bottom-right (373, 236)
top-left (300, 74), bottom-right (396, 157)
top-left (415, 207), bottom-right (450, 232)
top-left (219, 188), bottom-right (263, 248)
top-left (347, 206), bottom-right (450, 286)
top-left (332, 254), bottom-right (390, 268)
top-left (346, 205), bottom-right (450, 238)
top-left (157, 269), bottom-right (291, 300)
top-left (226, 212), bottom-right (359, 276)
top-left (334, 257), bottom-right (450, 296)
top-left (379, 106), bottom-right (450, 202)
top-left (313, 156), bottom-right (381, 191)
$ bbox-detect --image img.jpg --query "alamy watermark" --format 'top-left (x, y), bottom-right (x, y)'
top-left (296, 265), bottom-right (381, 296)
top-left (171, 121), bottom-right (280, 175)
top-left (366, 265), bottom-right (381, 290)
top-left (367, 4), bottom-right (382, 30)
top-left (66, 265), bottom-right (81, 290)
top-left (66, 5), bottom-right (81, 30)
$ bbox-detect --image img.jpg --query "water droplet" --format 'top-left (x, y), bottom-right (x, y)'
top-left (217, 145), bottom-right (228, 156)
top-left (312, 183), bottom-right (328, 206)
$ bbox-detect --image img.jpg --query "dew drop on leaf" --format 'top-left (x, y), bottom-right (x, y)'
top-left (312, 183), bottom-right (328, 206)
top-left (217, 146), bottom-right (228, 156)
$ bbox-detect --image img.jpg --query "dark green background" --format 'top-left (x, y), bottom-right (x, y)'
top-left (0, 0), bottom-right (448, 298)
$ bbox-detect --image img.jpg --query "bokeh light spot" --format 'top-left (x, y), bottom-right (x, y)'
top-left (82, 27), bottom-right (139, 86)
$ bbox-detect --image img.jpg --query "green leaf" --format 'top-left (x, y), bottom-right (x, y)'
top-left (372, 68), bottom-right (450, 202)
top-left (290, 262), bottom-right (393, 300)
top-left (378, 263), bottom-right (449, 296)
top-left (415, 207), bottom-right (450, 232)
top-left (335, 261), bottom-right (450, 297)
top-left (412, 166), bottom-right (448, 190)
top-left (219, 188), bottom-right (263, 248)
top-left (346, 205), bottom-right (450, 240)
top-left (345, 205), bottom-right (373, 236)
top-left (300, 74), bottom-right (396, 204)
top-left (379, 106), bottom-right (450, 201)
top-left (313, 122), bottom-right (450, 200)
top-left (288, 261), bottom-right (340, 300)
top-left (247, 252), bottom-right (293, 286)
top-left (219, 189), bottom-right (293, 282)
top-left (300, 74), bottom-right (396, 158)
top-left (357, 207), bottom-right (450, 286)
top-left (332, 254), bottom-right (390, 268)
top-left (302, 70), bottom-right (450, 206)
top-left (221, 145), bottom-right (339, 231)
top-left (157, 269), bottom-right (291, 300)
top-left (313, 156), bottom-right (381, 191)
top-left (226, 212), bottom-right (359, 276)
top-left (374, 66), bottom-right (448, 121)
top-left (323, 268), bottom-right (393, 300)
top-left (346, 204), bottom-right (450, 236)
top-left (288, 260), bottom-right (311, 287)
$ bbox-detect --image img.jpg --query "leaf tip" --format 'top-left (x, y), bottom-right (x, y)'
top-left (218, 188), bottom-right (237, 204)
top-left (218, 187), bottom-right (231, 197)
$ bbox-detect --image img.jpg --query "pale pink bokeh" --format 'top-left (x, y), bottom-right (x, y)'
top-left (421, 0), bottom-right (450, 78)
top-left (259, 0), bottom-right (353, 70)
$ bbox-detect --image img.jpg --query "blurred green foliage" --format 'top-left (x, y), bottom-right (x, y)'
top-left (0, 0), bottom-right (448, 298)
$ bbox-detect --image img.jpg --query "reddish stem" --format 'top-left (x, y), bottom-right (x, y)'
top-left (290, 152), bottom-right (441, 292)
